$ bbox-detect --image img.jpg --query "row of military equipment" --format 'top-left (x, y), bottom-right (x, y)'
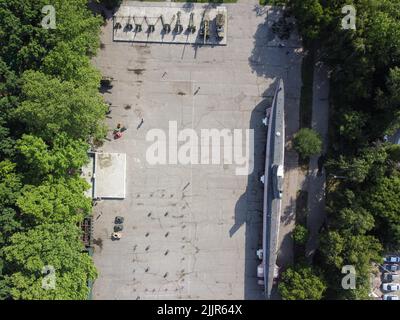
top-left (114, 11), bottom-right (225, 40)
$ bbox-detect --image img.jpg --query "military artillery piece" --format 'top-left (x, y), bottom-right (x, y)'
top-left (160, 14), bottom-right (175, 33)
top-left (132, 16), bottom-right (144, 32)
top-left (114, 20), bottom-right (122, 31)
top-left (174, 11), bottom-right (183, 34)
top-left (216, 11), bottom-right (225, 39)
top-left (199, 13), bottom-right (210, 43)
top-left (125, 16), bottom-right (133, 32)
top-left (144, 16), bottom-right (159, 33)
top-left (187, 12), bottom-right (196, 33)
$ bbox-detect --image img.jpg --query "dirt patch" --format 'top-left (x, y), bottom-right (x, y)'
top-left (92, 138), bottom-right (104, 149)
top-left (93, 238), bottom-right (103, 250)
top-left (98, 153), bottom-right (113, 169)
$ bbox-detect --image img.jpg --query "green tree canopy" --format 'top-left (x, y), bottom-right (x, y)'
top-left (42, 42), bottom-right (101, 90)
top-left (293, 128), bottom-right (322, 158)
top-left (288, 0), bottom-right (400, 300)
top-left (15, 71), bottom-right (106, 141)
top-left (0, 160), bottom-right (23, 248)
top-left (279, 266), bottom-right (326, 300)
top-left (292, 224), bottom-right (309, 245)
top-left (289, 0), bottom-right (324, 41)
top-left (0, 0), bottom-right (102, 300)
top-left (319, 231), bottom-right (345, 269)
top-left (17, 177), bottom-right (91, 225)
top-left (4, 223), bottom-right (97, 300)
top-left (0, 160), bottom-right (22, 208)
top-left (339, 111), bottom-right (368, 143)
top-left (0, 0), bottom-right (101, 73)
top-left (334, 207), bottom-right (375, 235)
top-left (16, 133), bottom-right (90, 182)
top-left (368, 176), bottom-right (400, 249)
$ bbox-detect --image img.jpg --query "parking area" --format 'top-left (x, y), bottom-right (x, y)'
top-left (91, 0), bottom-right (302, 300)
top-left (371, 255), bottom-right (400, 300)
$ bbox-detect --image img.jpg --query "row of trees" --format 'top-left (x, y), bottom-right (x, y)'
top-left (0, 0), bottom-right (109, 299)
top-left (279, 0), bottom-right (400, 299)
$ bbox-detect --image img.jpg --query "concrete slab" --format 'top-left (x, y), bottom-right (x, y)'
top-left (94, 153), bottom-right (127, 199)
top-left (113, 4), bottom-right (227, 45)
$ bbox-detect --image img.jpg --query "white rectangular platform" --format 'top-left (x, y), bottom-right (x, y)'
top-left (94, 152), bottom-right (127, 199)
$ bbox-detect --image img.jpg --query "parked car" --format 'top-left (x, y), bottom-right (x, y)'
top-left (115, 216), bottom-right (124, 224)
top-left (383, 264), bottom-right (400, 272)
top-left (383, 294), bottom-right (399, 300)
top-left (383, 273), bottom-right (400, 282)
top-left (382, 283), bottom-right (400, 292)
top-left (384, 256), bottom-right (400, 263)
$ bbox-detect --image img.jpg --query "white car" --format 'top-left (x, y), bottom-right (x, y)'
top-left (383, 273), bottom-right (400, 282)
top-left (382, 283), bottom-right (400, 292)
top-left (383, 264), bottom-right (400, 272)
top-left (383, 294), bottom-right (399, 300)
top-left (384, 256), bottom-right (400, 263)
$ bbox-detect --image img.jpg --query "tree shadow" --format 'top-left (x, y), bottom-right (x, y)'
top-left (89, 1), bottom-right (119, 21)
top-left (249, 6), bottom-right (303, 80)
top-left (181, 2), bottom-right (195, 13)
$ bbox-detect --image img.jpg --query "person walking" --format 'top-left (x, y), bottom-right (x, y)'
top-left (137, 118), bottom-right (144, 130)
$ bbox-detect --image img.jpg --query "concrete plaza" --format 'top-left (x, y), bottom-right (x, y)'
top-left (91, 0), bottom-right (302, 300)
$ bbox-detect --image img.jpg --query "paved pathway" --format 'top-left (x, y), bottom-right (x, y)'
top-left (305, 62), bottom-right (329, 259)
